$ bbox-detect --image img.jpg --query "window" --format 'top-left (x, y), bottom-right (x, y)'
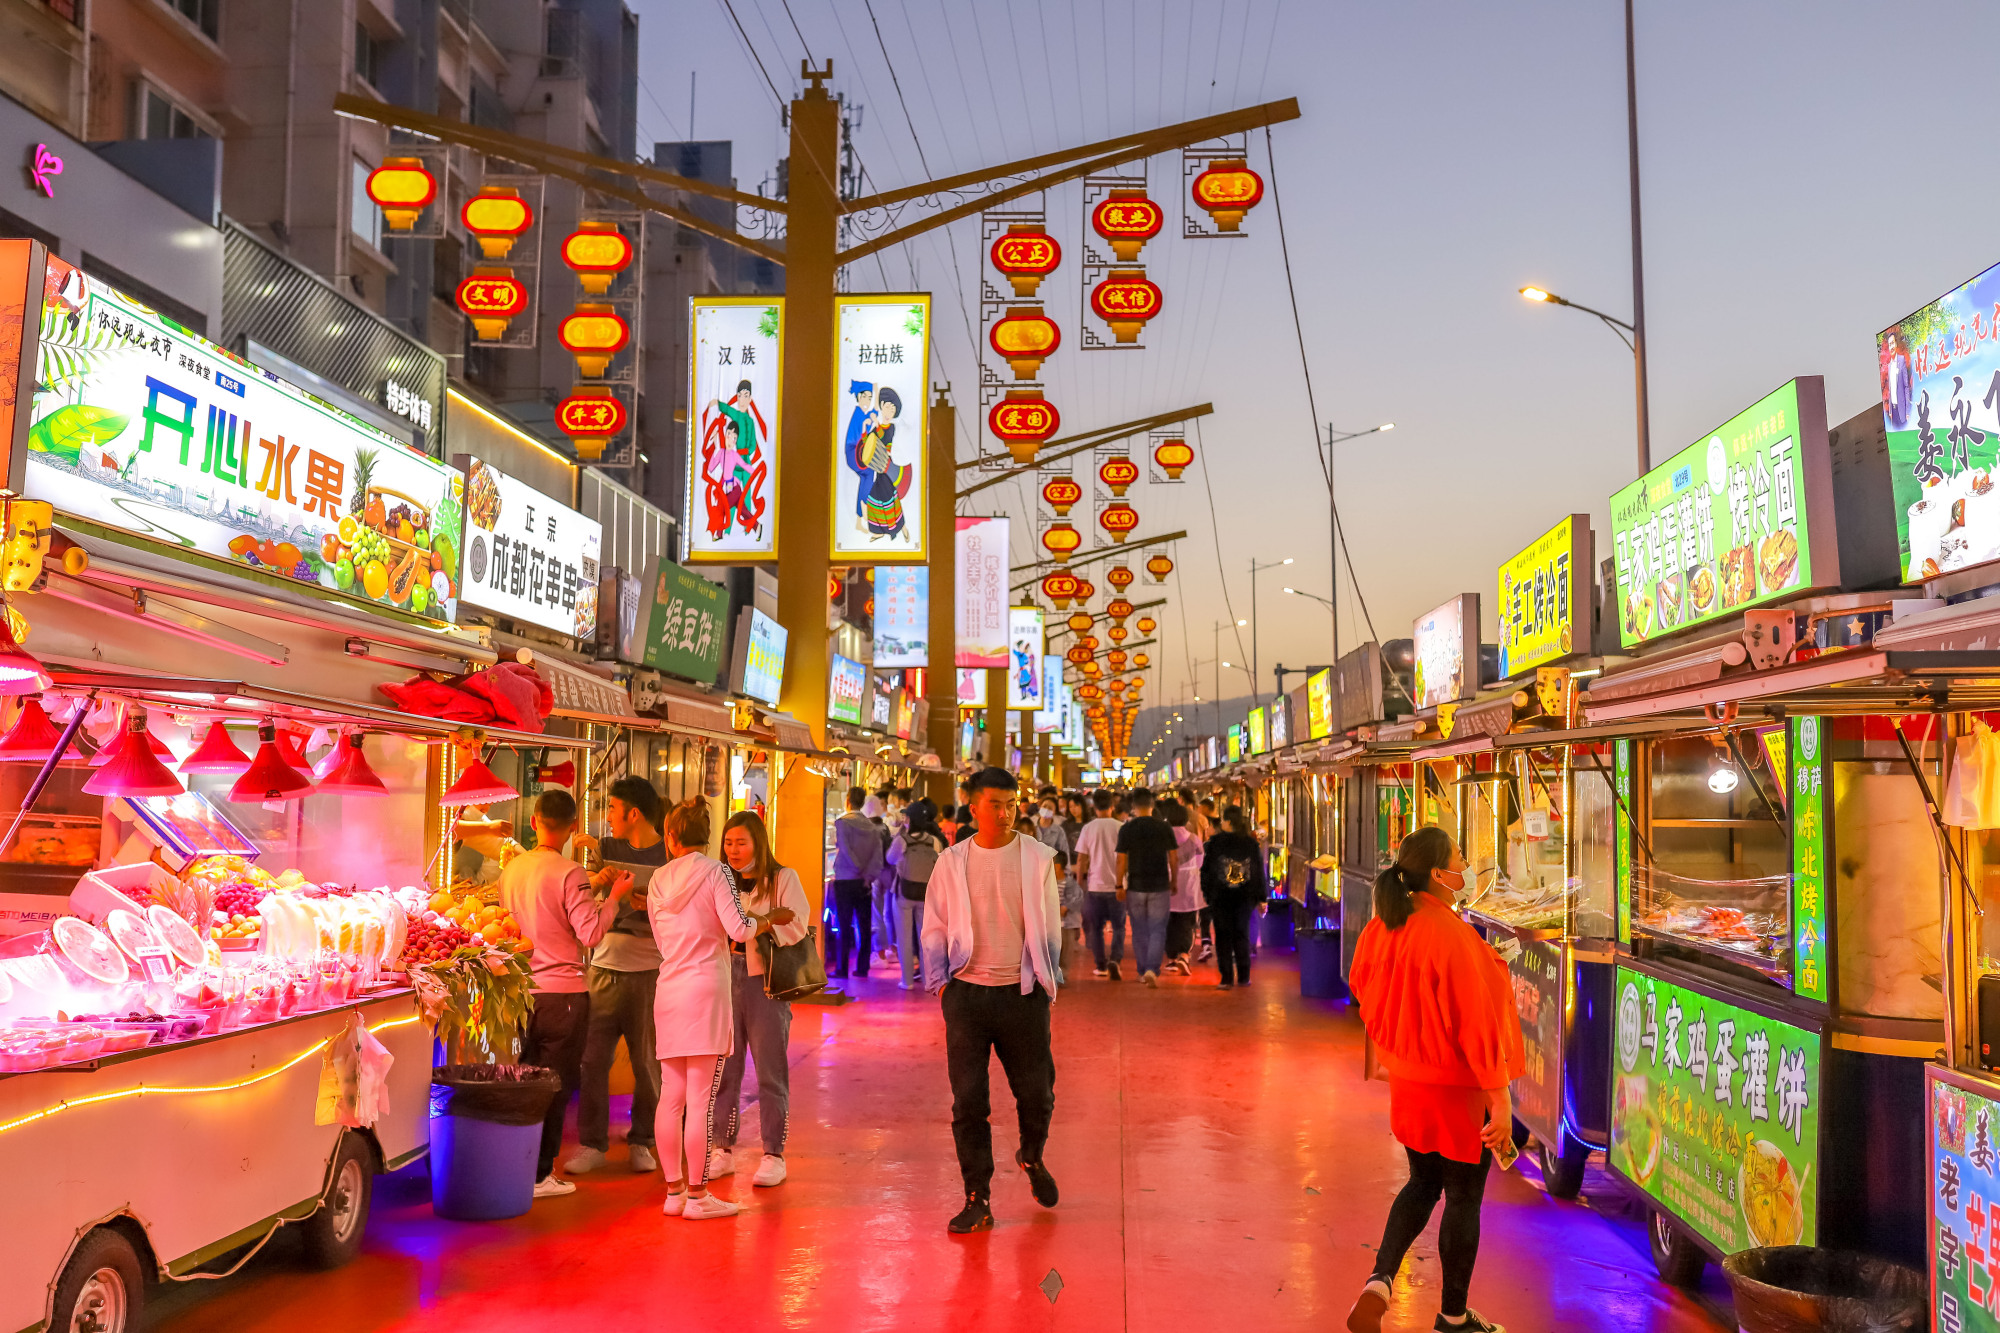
top-left (350, 158), bottom-right (382, 252)
top-left (354, 22), bottom-right (383, 87)
top-left (138, 85), bottom-right (210, 141)
top-left (164, 0), bottom-right (219, 40)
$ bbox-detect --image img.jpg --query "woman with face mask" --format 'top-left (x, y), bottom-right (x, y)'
top-left (1344, 827), bottom-right (1523, 1333)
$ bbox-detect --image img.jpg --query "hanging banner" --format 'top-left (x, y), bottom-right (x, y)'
top-left (460, 457), bottom-right (601, 638)
top-left (875, 564), bottom-right (929, 667)
top-left (1790, 716), bottom-right (1829, 1003)
top-left (1497, 514), bottom-right (1592, 678)
top-left (832, 294), bottom-right (931, 563)
top-left (955, 515), bottom-right (1009, 667)
top-left (686, 296), bottom-right (782, 562)
top-left (1035, 654), bottom-right (1062, 732)
top-left (1007, 605), bottom-right (1045, 710)
top-left (641, 558), bottom-right (728, 683)
top-left (1414, 594), bottom-right (1479, 709)
top-left (1247, 707), bottom-right (1267, 755)
top-left (828, 653), bottom-right (867, 726)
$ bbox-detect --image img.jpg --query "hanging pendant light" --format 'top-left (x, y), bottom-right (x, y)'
top-left (83, 709), bottom-right (185, 797)
top-left (316, 733), bottom-right (389, 796)
top-left (274, 726), bottom-right (314, 773)
top-left (230, 723), bottom-right (314, 802)
top-left (0, 697), bottom-right (68, 763)
top-left (179, 720), bottom-right (253, 774)
top-left (0, 614), bottom-right (50, 696)
top-left (90, 713), bottom-right (173, 766)
top-left (442, 748), bottom-right (519, 807)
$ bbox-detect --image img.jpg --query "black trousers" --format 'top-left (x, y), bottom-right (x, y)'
top-left (1210, 897), bottom-right (1257, 983)
top-left (1371, 1146), bottom-right (1491, 1316)
top-left (521, 991), bottom-right (589, 1181)
top-left (828, 878), bottom-right (873, 975)
top-left (942, 978), bottom-right (1055, 1198)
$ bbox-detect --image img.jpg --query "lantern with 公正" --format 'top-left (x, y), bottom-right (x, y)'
top-left (1067, 646), bottom-right (1094, 667)
top-left (559, 304), bottom-right (631, 378)
top-left (991, 223), bottom-right (1061, 298)
top-left (1066, 612), bottom-right (1093, 633)
top-left (461, 185), bottom-right (534, 260)
top-left (1090, 268), bottom-right (1163, 344)
top-left (1040, 571), bottom-right (1082, 609)
top-left (456, 267), bottom-right (529, 341)
top-left (1107, 624), bottom-right (1129, 643)
top-left (1105, 565), bottom-right (1135, 592)
top-left (1097, 455), bottom-right (1140, 498)
top-left (1091, 189), bottom-right (1163, 262)
top-left (366, 157), bottom-right (437, 232)
top-left (1135, 615), bottom-right (1157, 636)
top-left (988, 306), bottom-right (1061, 381)
top-left (1099, 502), bottom-right (1139, 543)
top-left (1041, 522), bottom-right (1082, 564)
top-left (553, 388), bottom-right (628, 461)
top-left (1145, 553), bottom-right (1174, 584)
top-left (1191, 158), bottom-right (1266, 233)
top-left (1106, 598), bottom-right (1135, 626)
top-left (1041, 475), bottom-right (1083, 518)
top-left (989, 390), bottom-right (1060, 464)
top-left (1154, 436), bottom-right (1194, 480)
top-left (561, 221), bottom-right (635, 295)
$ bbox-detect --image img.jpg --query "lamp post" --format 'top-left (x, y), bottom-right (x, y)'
top-left (1322, 422), bottom-right (1394, 735)
top-left (1517, 286), bottom-right (1646, 476)
top-left (1283, 586), bottom-right (1333, 608)
top-left (1248, 556), bottom-right (1292, 715)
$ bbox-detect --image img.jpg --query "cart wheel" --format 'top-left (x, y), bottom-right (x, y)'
top-left (1648, 1208), bottom-right (1706, 1287)
top-left (52, 1227), bottom-right (144, 1333)
top-left (1537, 1130), bottom-right (1589, 1201)
top-left (301, 1133), bottom-right (374, 1270)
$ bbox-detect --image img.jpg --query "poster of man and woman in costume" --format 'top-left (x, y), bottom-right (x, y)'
top-left (832, 295), bottom-right (931, 563)
top-left (685, 298), bottom-right (784, 562)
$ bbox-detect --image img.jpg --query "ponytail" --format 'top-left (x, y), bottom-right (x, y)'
top-left (1373, 825), bottom-right (1454, 930)
top-left (666, 797), bottom-right (711, 852)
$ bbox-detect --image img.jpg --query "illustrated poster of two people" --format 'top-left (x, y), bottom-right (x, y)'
top-left (833, 297), bottom-right (930, 562)
top-left (689, 300), bottom-right (782, 560)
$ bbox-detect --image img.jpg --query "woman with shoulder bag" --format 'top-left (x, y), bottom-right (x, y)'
top-left (706, 810), bottom-right (810, 1190)
top-left (887, 798), bottom-right (944, 991)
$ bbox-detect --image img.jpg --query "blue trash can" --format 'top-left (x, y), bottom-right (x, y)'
top-left (429, 1065), bottom-right (561, 1221)
top-left (1298, 928), bottom-right (1348, 999)
top-left (1260, 898), bottom-right (1295, 951)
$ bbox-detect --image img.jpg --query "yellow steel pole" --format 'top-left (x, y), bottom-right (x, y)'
top-left (984, 667), bottom-right (1007, 769)
top-left (926, 387), bottom-right (959, 803)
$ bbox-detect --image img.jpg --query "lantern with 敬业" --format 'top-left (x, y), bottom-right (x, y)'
top-left (1191, 158), bottom-right (1266, 233)
top-left (554, 388), bottom-right (628, 461)
top-left (989, 306), bottom-right (1061, 381)
top-left (1146, 553), bottom-right (1174, 584)
top-left (1098, 455), bottom-right (1140, 498)
top-left (366, 157), bottom-right (437, 232)
top-left (462, 185), bottom-right (534, 260)
top-left (561, 221), bottom-right (635, 295)
top-left (1099, 501), bottom-right (1139, 543)
top-left (1090, 268), bottom-right (1163, 344)
top-left (1106, 598), bottom-right (1135, 626)
top-left (1105, 565), bottom-right (1135, 592)
top-left (1041, 475), bottom-right (1083, 518)
top-left (1041, 522), bottom-right (1082, 564)
top-left (1040, 571), bottom-right (1082, 609)
top-left (989, 390), bottom-right (1061, 464)
top-left (1154, 436), bottom-right (1194, 480)
top-left (1135, 615), bottom-right (1157, 637)
top-left (1067, 646), bottom-right (1094, 667)
top-left (1107, 624), bottom-right (1129, 644)
top-left (1091, 189), bottom-right (1163, 262)
top-left (1133, 651), bottom-right (1150, 669)
top-left (990, 223), bottom-right (1062, 298)
top-left (456, 267), bottom-right (529, 341)
top-left (559, 304), bottom-right (631, 378)
top-left (1066, 612), bottom-right (1093, 633)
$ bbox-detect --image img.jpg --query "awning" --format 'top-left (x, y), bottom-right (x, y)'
top-left (1410, 735), bottom-right (1495, 763)
top-left (1493, 716), bottom-right (1709, 748)
top-left (533, 654), bottom-right (639, 726)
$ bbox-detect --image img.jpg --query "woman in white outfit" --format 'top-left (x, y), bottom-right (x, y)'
top-left (638, 798), bottom-right (794, 1219)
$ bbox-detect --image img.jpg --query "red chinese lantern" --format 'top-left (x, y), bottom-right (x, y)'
top-left (462, 185), bottom-right (534, 260)
top-left (1099, 501), bottom-right (1139, 543)
top-left (1082, 662), bottom-right (1102, 679)
top-left (1090, 268), bottom-right (1163, 344)
top-left (1107, 676), bottom-right (1127, 691)
top-left (554, 388), bottom-right (627, 461)
top-left (1097, 455), bottom-right (1140, 497)
top-left (1154, 437), bottom-right (1194, 480)
top-left (1105, 565), bottom-right (1135, 592)
top-left (1041, 475), bottom-right (1083, 517)
top-left (1135, 615), bottom-right (1157, 636)
top-left (1108, 624), bottom-right (1130, 643)
top-left (1108, 650), bottom-right (1127, 670)
top-left (1072, 578), bottom-right (1097, 602)
top-left (1091, 189), bottom-right (1163, 262)
top-left (1041, 522), bottom-right (1082, 563)
top-left (559, 303), bottom-right (630, 378)
top-left (1066, 612), bottom-right (1093, 633)
top-left (988, 305), bottom-right (1061, 381)
top-left (1085, 704), bottom-right (1106, 718)
top-left (1191, 158), bottom-right (1266, 233)
top-left (1106, 598), bottom-right (1135, 625)
top-left (1133, 652), bottom-right (1151, 668)
top-left (366, 157), bottom-right (437, 231)
top-left (1145, 553), bottom-right (1174, 583)
top-left (1077, 634), bottom-right (1099, 653)
top-left (1040, 571), bottom-right (1082, 608)
top-left (561, 221), bottom-right (635, 295)
top-left (990, 223), bottom-right (1062, 298)
top-left (989, 389), bottom-right (1061, 464)
top-left (1077, 683), bottom-right (1104, 702)
top-left (1067, 646), bottom-right (1094, 667)
top-left (456, 267), bottom-right (528, 341)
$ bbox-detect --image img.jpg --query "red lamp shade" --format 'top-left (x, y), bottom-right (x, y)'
top-left (0, 617), bottom-right (49, 696)
top-left (1146, 553), bottom-right (1174, 583)
top-left (1039, 571), bottom-right (1081, 608)
top-left (1135, 615), bottom-right (1157, 636)
top-left (534, 760), bottom-right (577, 787)
top-left (559, 304), bottom-right (631, 378)
top-left (1153, 437), bottom-right (1195, 479)
top-left (443, 752), bottom-right (519, 807)
top-left (1099, 502), bottom-right (1140, 542)
top-left (365, 157), bottom-right (437, 232)
top-left (554, 388), bottom-right (628, 461)
top-left (1098, 456), bottom-right (1140, 497)
top-left (1091, 189), bottom-right (1163, 262)
top-left (988, 307), bottom-right (1061, 381)
top-left (1041, 522), bottom-right (1082, 564)
top-left (1066, 612), bottom-right (1094, 633)
top-left (457, 268), bottom-right (529, 341)
top-left (1191, 159), bottom-right (1265, 233)
top-left (1106, 598), bottom-right (1135, 624)
top-left (1041, 476), bottom-right (1083, 517)
top-left (990, 223), bottom-right (1061, 298)
top-left (0, 697), bottom-right (68, 762)
top-left (315, 733), bottom-right (389, 797)
top-left (1106, 565), bottom-right (1135, 591)
top-left (91, 717), bottom-right (171, 766)
top-left (561, 221), bottom-right (635, 295)
top-left (1090, 269), bottom-right (1163, 344)
top-left (179, 720), bottom-right (252, 774)
top-left (988, 390), bottom-right (1060, 464)
top-left (274, 726), bottom-right (313, 772)
top-left (1066, 646), bottom-right (1094, 666)
top-left (230, 724), bottom-right (314, 802)
top-left (461, 186), bottom-right (534, 260)
top-left (84, 711), bottom-right (185, 798)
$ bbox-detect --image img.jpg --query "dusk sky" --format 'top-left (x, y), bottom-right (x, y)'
top-left (634, 0), bottom-right (2000, 731)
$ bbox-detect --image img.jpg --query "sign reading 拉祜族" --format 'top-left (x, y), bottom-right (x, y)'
top-left (686, 296), bottom-right (782, 563)
top-left (1497, 515), bottom-right (1592, 678)
top-left (832, 294), bottom-right (931, 563)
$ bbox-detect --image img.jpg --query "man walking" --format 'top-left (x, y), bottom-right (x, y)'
top-left (1072, 790), bottom-right (1127, 979)
top-left (922, 766), bottom-right (1064, 1233)
top-left (1115, 788), bottom-right (1180, 986)
top-left (830, 786), bottom-right (884, 977)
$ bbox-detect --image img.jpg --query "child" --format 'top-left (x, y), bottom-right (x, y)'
top-left (1054, 848), bottom-right (1083, 987)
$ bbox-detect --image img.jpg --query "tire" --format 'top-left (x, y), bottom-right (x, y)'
top-left (1537, 1130), bottom-right (1589, 1201)
top-left (51, 1228), bottom-right (144, 1333)
top-left (1648, 1208), bottom-right (1707, 1287)
top-left (300, 1133), bottom-right (374, 1270)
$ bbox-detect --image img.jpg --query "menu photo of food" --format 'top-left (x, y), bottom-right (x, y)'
top-left (1655, 571), bottom-right (1683, 630)
top-left (1719, 544), bottom-right (1757, 609)
top-left (1686, 563), bottom-right (1717, 617)
top-left (1623, 586), bottom-right (1654, 641)
top-left (1738, 1137), bottom-right (1807, 1247)
top-left (1757, 525), bottom-right (1800, 596)
top-left (1614, 1073), bottom-right (1661, 1187)
top-left (1905, 469), bottom-right (2000, 579)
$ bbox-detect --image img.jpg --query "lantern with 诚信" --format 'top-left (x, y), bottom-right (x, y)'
top-left (1041, 475), bottom-right (1082, 517)
top-left (990, 223), bottom-right (1062, 298)
top-left (462, 185), bottom-right (534, 260)
top-left (1066, 612), bottom-right (1093, 633)
top-left (456, 268), bottom-right (529, 341)
top-left (1146, 553), bottom-right (1174, 584)
top-left (554, 388), bottom-right (627, 461)
top-left (559, 304), bottom-right (630, 378)
top-left (366, 157), bottom-right (437, 232)
top-left (1040, 571), bottom-right (1081, 609)
top-left (1154, 436), bottom-right (1194, 480)
top-left (989, 390), bottom-right (1060, 464)
top-left (989, 306), bottom-right (1061, 381)
top-left (561, 221), bottom-right (635, 295)
top-left (1098, 455), bottom-right (1140, 498)
top-left (1090, 268), bottom-right (1163, 344)
top-left (1191, 158), bottom-right (1266, 233)
top-left (1099, 502), bottom-right (1139, 543)
top-left (1091, 189), bottom-right (1163, 262)
top-left (1041, 522), bottom-right (1082, 564)
top-left (1108, 624), bottom-right (1129, 643)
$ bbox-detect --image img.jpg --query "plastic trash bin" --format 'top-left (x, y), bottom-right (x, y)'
top-left (1259, 899), bottom-right (1294, 951)
top-left (1297, 927), bottom-right (1347, 999)
top-left (429, 1064), bottom-right (562, 1221)
top-left (1720, 1247), bottom-right (1925, 1333)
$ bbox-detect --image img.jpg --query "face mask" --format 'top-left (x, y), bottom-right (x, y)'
top-left (1438, 867), bottom-right (1468, 896)
top-left (1039, 809), bottom-right (1056, 824)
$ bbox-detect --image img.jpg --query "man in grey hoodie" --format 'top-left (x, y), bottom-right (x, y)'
top-left (829, 786), bottom-right (885, 977)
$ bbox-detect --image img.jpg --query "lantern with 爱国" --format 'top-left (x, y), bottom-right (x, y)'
top-left (560, 304), bottom-right (631, 378)
top-left (366, 157), bottom-right (437, 232)
top-left (554, 388), bottom-right (627, 461)
top-left (1090, 269), bottom-right (1163, 345)
top-left (1191, 158), bottom-right (1266, 234)
top-left (990, 390), bottom-right (1060, 465)
top-left (1040, 571), bottom-right (1081, 609)
top-left (561, 221), bottom-right (635, 296)
top-left (1154, 436), bottom-right (1194, 480)
top-left (462, 185), bottom-right (534, 260)
top-left (1091, 189), bottom-right (1162, 262)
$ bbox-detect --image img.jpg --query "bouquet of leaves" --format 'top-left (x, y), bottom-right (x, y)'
top-left (411, 943), bottom-right (534, 1064)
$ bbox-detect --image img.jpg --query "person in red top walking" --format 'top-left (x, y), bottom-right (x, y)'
top-left (1346, 827), bottom-right (1524, 1333)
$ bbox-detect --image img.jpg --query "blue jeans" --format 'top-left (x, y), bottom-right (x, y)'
top-left (1083, 892), bottom-right (1126, 967)
top-left (897, 892), bottom-right (926, 987)
top-left (1127, 891), bottom-right (1171, 977)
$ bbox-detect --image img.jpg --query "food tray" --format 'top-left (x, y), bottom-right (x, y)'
top-left (1463, 907), bottom-right (1562, 943)
top-left (1630, 920), bottom-right (1792, 983)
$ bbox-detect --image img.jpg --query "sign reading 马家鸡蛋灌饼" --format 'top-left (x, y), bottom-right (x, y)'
top-left (687, 297), bottom-right (782, 562)
top-left (828, 654), bottom-right (867, 726)
top-left (1508, 938), bottom-right (1564, 1149)
top-left (1610, 378), bottom-right (1835, 649)
top-left (24, 255), bottom-right (465, 625)
top-left (833, 295), bottom-right (931, 563)
top-left (956, 516), bottom-right (1009, 668)
top-left (1790, 716), bottom-right (1828, 1003)
top-left (641, 558), bottom-right (728, 683)
top-left (459, 457), bottom-right (600, 639)
top-left (1928, 1065), bottom-right (2000, 1333)
top-left (1498, 515), bottom-right (1592, 678)
top-left (1611, 966), bottom-right (1821, 1255)
top-left (875, 565), bottom-right (928, 668)
top-left (1007, 606), bottom-right (1045, 711)
top-left (1413, 594), bottom-right (1478, 709)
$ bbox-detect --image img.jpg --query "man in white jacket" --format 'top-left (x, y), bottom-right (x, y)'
top-left (921, 766), bottom-right (1064, 1234)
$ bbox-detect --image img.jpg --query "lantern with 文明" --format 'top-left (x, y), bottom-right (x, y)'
top-left (1066, 612), bottom-right (1093, 633)
top-left (561, 221), bottom-right (635, 295)
top-left (989, 390), bottom-right (1060, 464)
top-left (366, 157), bottom-right (437, 232)
top-left (1040, 571), bottom-right (1081, 609)
top-left (554, 388), bottom-right (627, 461)
top-left (1106, 598), bottom-right (1134, 626)
top-left (988, 306), bottom-right (1061, 381)
top-left (990, 223), bottom-right (1062, 298)
top-left (1097, 456), bottom-right (1140, 497)
top-left (1108, 625), bottom-right (1129, 644)
top-left (1041, 475), bottom-right (1083, 517)
top-left (1154, 436), bottom-right (1194, 480)
top-left (1067, 646), bottom-right (1094, 667)
top-left (559, 303), bottom-right (631, 378)
top-left (1191, 158), bottom-right (1266, 233)
top-left (1041, 522), bottom-right (1082, 564)
top-left (1090, 268), bottom-right (1163, 344)
top-left (1135, 615), bottom-right (1157, 636)
top-left (1091, 189), bottom-right (1162, 262)
top-left (1106, 565), bottom-right (1134, 592)
top-left (462, 185), bottom-right (534, 260)
top-left (1145, 553), bottom-right (1174, 583)
top-left (1099, 502), bottom-right (1139, 543)
top-left (456, 267), bottom-right (529, 341)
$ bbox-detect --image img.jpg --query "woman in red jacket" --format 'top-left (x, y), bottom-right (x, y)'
top-left (1345, 827), bottom-right (1523, 1333)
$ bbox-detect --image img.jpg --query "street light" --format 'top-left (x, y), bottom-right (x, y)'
top-left (1518, 284), bottom-right (1647, 476)
top-left (1284, 586), bottom-right (1334, 608)
top-left (1248, 556), bottom-right (1293, 714)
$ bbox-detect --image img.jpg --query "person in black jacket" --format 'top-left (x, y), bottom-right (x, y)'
top-left (1200, 804), bottom-right (1267, 989)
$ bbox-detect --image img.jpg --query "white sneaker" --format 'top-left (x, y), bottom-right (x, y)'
top-left (707, 1147), bottom-right (734, 1180)
top-left (532, 1174), bottom-right (577, 1198)
top-left (752, 1154), bottom-right (787, 1187)
top-left (562, 1147), bottom-right (607, 1174)
top-left (630, 1145), bottom-right (659, 1173)
top-left (682, 1192), bottom-right (741, 1219)
top-left (1142, 971), bottom-right (1159, 987)
top-left (662, 1186), bottom-right (686, 1216)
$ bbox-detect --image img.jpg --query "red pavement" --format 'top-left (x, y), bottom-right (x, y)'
top-left (149, 955), bottom-right (1735, 1332)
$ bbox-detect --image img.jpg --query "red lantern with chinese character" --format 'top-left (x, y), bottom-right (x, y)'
top-left (1108, 624), bottom-right (1129, 643)
top-left (1067, 646), bottom-right (1094, 667)
top-left (1076, 634), bottom-right (1099, 653)
top-left (366, 157), bottom-right (437, 231)
top-left (990, 223), bottom-right (1062, 298)
top-left (1076, 683), bottom-right (1104, 702)
top-left (1133, 651), bottom-right (1151, 668)
top-left (1040, 571), bottom-right (1081, 608)
top-left (1041, 522), bottom-right (1082, 564)
top-left (1108, 650), bottom-right (1127, 671)
top-left (1066, 612), bottom-right (1093, 633)
top-left (559, 304), bottom-right (630, 378)
top-left (1082, 662), bottom-right (1102, 679)
top-left (989, 390), bottom-right (1060, 464)
top-left (1097, 455), bottom-right (1140, 497)
top-left (1135, 615), bottom-right (1157, 636)
top-left (1191, 158), bottom-right (1266, 233)
top-left (1153, 436), bottom-right (1194, 480)
top-left (1091, 189), bottom-right (1162, 262)
top-left (462, 185), bottom-right (534, 260)
top-left (988, 306), bottom-right (1060, 381)
top-left (456, 267), bottom-right (528, 341)
top-left (1105, 565), bottom-right (1135, 592)
top-left (1099, 501), bottom-right (1139, 543)
top-left (1106, 598), bottom-right (1134, 625)
top-left (1073, 578), bottom-right (1096, 603)
top-left (1090, 268), bottom-right (1163, 344)
top-left (554, 388), bottom-right (627, 461)
top-left (1145, 553), bottom-right (1174, 583)
top-left (1041, 475), bottom-right (1083, 517)
top-left (1085, 703), bottom-right (1106, 718)
top-left (561, 221), bottom-right (635, 295)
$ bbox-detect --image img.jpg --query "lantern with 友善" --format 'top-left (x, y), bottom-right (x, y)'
top-left (1106, 598), bottom-right (1134, 626)
top-left (561, 221), bottom-right (635, 295)
top-left (988, 306), bottom-right (1061, 381)
top-left (1041, 475), bottom-right (1083, 517)
top-left (1090, 269), bottom-right (1163, 344)
top-left (1146, 553), bottom-right (1174, 583)
top-left (989, 390), bottom-right (1060, 464)
top-left (1041, 522), bottom-right (1082, 564)
top-left (1191, 158), bottom-right (1266, 233)
top-left (456, 268), bottom-right (529, 341)
top-left (1106, 565), bottom-right (1134, 592)
top-left (559, 304), bottom-right (630, 378)
top-left (366, 157), bottom-right (437, 232)
top-left (990, 223), bottom-right (1062, 298)
top-left (1091, 189), bottom-right (1162, 262)
top-left (1097, 455), bottom-right (1140, 498)
top-left (1099, 502), bottom-right (1139, 543)
top-left (462, 185), bottom-right (534, 260)
top-left (1040, 571), bottom-right (1081, 609)
top-left (1154, 436), bottom-right (1194, 480)
top-left (1066, 612), bottom-right (1093, 633)
top-left (553, 388), bottom-right (627, 461)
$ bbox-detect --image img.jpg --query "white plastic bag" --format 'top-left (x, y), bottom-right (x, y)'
top-left (316, 1012), bottom-right (395, 1127)
top-left (1944, 720), bottom-right (2000, 829)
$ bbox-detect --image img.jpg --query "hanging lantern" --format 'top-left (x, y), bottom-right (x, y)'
top-left (1077, 683), bottom-right (1104, 702)
top-left (1133, 652), bottom-right (1151, 668)
top-left (1108, 650), bottom-right (1128, 670)
top-left (1077, 634), bottom-right (1099, 653)
top-left (1135, 615), bottom-right (1157, 636)
top-left (461, 185), bottom-right (534, 260)
top-left (988, 306), bottom-right (1061, 381)
top-left (559, 303), bottom-right (631, 378)
top-left (561, 221), bottom-right (635, 295)
top-left (456, 267), bottom-right (529, 341)
top-left (1154, 437), bottom-right (1195, 479)
top-left (1105, 565), bottom-right (1135, 593)
top-left (1072, 577), bottom-right (1097, 603)
top-left (1097, 455), bottom-right (1141, 497)
top-left (1099, 501), bottom-right (1140, 542)
top-left (1090, 268), bottom-right (1163, 344)
top-left (1191, 158), bottom-right (1266, 233)
top-left (1066, 611), bottom-right (1094, 633)
top-left (1145, 554), bottom-right (1174, 584)
top-left (1082, 662), bottom-right (1102, 679)
top-left (1106, 598), bottom-right (1135, 625)
top-left (554, 388), bottom-right (628, 461)
top-left (1040, 476), bottom-right (1084, 520)
top-left (1108, 624), bottom-right (1130, 643)
top-left (1039, 571), bottom-right (1081, 609)
top-left (365, 157), bottom-right (437, 232)
top-left (990, 223), bottom-right (1061, 298)
top-left (1041, 522), bottom-right (1082, 563)
top-left (1067, 646), bottom-right (1094, 667)
top-left (1107, 677), bottom-right (1127, 692)
top-left (989, 390), bottom-right (1061, 464)
top-left (1091, 189), bottom-right (1163, 262)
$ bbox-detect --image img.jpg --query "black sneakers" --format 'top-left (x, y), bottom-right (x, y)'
top-left (948, 1193), bottom-right (994, 1234)
top-left (1016, 1150), bottom-right (1059, 1207)
top-left (1108, 961), bottom-right (1122, 980)
top-left (1434, 1311), bottom-right (1504, 1332)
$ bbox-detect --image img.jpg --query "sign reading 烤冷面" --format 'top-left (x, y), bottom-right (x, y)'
top-left (1790, 716), bottom-right (1828, 1003)
top-left (1497, 515), bottom-right (1591, 678)
top-left (1929, 1064), bottom-right (2000, 1333)
top-left (459, 456), bottom-right (600, 638)
top-left (641, 558), bottom-right (728, 683)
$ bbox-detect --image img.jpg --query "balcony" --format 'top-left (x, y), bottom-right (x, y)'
top-left (0, 0), bottom-right (86, 137)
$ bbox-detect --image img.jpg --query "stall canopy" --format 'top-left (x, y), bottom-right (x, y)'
top-left (530, 653), bottom-right (638, 727)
